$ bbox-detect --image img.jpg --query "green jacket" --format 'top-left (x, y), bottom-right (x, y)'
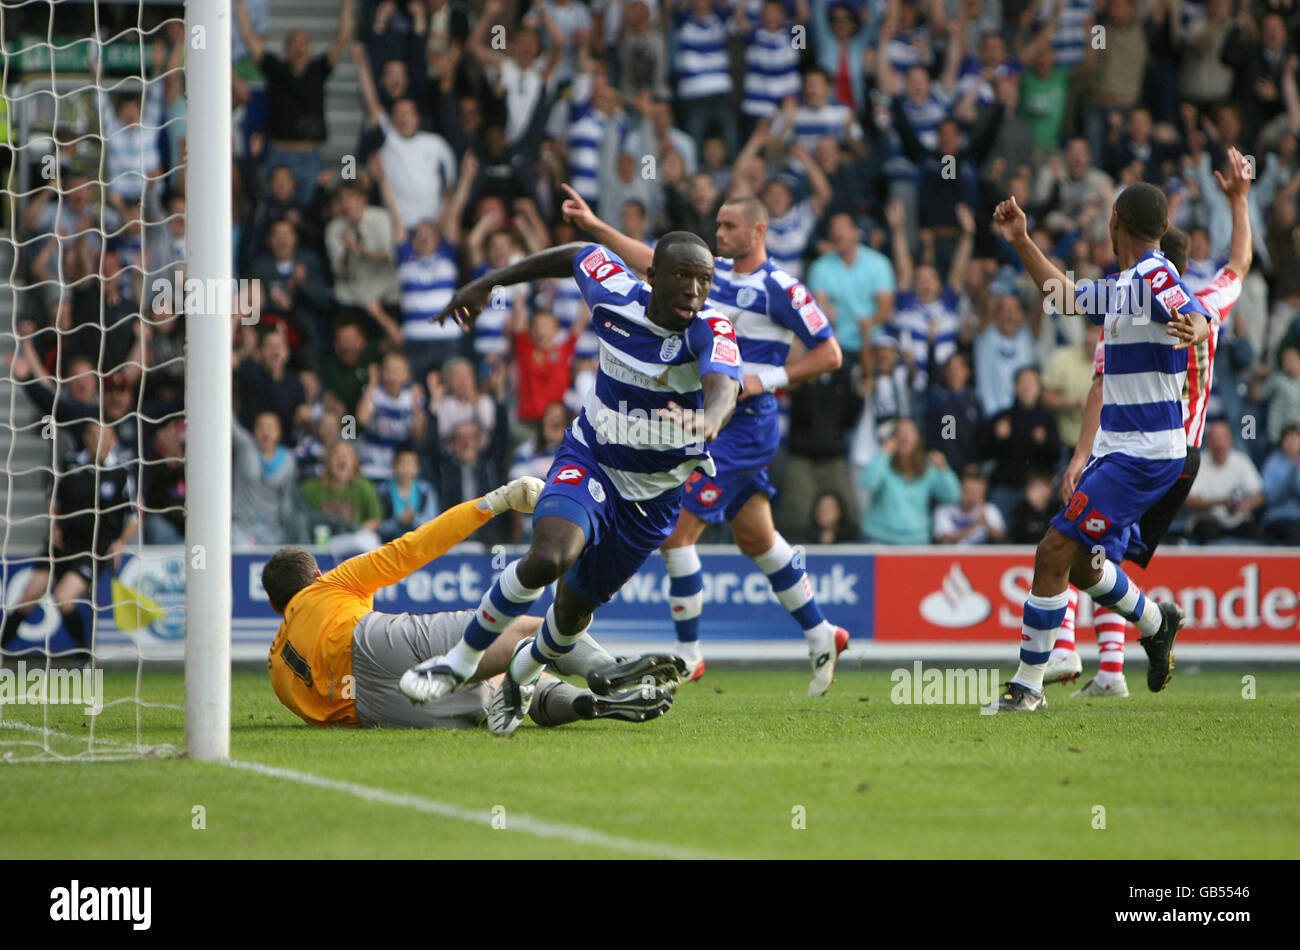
top-left (860, 452), bottom-right (961, 545)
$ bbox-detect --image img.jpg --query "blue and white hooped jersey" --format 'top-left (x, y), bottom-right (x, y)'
top-left (673, 9), bottom-right (733, 100)
top-left (566, 72), bottom-right (625, 203)
top-left (360, 384), bottom-right (421, 480)
top-left (742, 26), bottom-right (801, 117)
top-left (571, 244), bottom-right (743, 500)
top-left (889, 287), bottom-right (962, 391)
top-left (1035, 0), bottom-right (1092, 70)
top-left (708, 256), bottom-right (836, 418)
top-left (397, 238), bottom-right (461, 341)
top-left (471, 260), bottom-right (529, 357)
top-left (1080, 249), bottom-right (1210, 461)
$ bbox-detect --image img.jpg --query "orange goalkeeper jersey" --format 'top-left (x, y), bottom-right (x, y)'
top-left (268, 500), bottom-right (494, 726)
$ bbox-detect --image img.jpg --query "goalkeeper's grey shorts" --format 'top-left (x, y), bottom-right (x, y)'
top-left (350, 609), bottom-right (491, 729)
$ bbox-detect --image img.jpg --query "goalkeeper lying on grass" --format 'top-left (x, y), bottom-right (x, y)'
top-left (261, 476), bottom-right (679, 730)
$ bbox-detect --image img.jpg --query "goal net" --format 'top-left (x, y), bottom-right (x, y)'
top-left (0, 0), bottom-right (230, 762)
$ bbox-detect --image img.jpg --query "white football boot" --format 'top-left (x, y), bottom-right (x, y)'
top-left (1070, 674), bottom-right (1130, 698)
top-left (808, 627), bottom-right (850, 697)
top-left (1042, 651), bottom-right (1083, 686)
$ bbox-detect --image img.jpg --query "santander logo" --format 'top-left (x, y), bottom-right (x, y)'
top-left (920, 564), bottom-right (991, 627)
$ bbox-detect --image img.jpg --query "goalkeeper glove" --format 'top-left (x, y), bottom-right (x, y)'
top-left (480, 476), bottom-right (545, 515)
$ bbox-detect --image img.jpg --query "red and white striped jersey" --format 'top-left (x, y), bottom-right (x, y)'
top-left (1092, 266), bottom-right (1240, 449)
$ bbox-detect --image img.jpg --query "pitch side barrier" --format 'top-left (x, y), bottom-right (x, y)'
top-left (2, 546), bottom-right (1297, 664)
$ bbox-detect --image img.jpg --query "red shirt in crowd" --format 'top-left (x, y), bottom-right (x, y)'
top-left (513, 331), bottom-right (577, 421)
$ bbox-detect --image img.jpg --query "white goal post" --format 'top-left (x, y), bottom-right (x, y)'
top-left (182, 0), bottom-right (232, 761)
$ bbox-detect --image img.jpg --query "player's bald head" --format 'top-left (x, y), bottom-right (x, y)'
top-left (653, 230), bottom-right (712, 268)
top-left (1113, 183), bottom-right (1168, 243)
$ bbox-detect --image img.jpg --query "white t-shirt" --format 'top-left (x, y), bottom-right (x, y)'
top-left (498, 58), bottom-right (547, 146)
top-left (1187, 449), bottom-right (1264, 530)
top-left (379, 115), bottom-right (457, 227)
top-left (933, 502), bottom-right (1006, 545)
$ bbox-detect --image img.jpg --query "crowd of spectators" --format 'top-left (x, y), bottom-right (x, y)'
top-left (9, 0), bottom-right (1300, 553)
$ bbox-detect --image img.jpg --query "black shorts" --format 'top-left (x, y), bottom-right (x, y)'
top-left (1125, 446), bottom-right (1200, 569)
top-left (49, 542), bottom-right (111, 587)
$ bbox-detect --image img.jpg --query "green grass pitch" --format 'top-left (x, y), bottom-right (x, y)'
top-left (2, 667), bottom-right (1297, 859)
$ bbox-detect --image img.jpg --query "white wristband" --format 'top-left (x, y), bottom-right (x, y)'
top-left (756, 366), bottom-right (789, 392)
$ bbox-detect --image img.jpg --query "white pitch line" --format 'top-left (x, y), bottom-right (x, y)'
top-left (223, 758), bottom-right (723, 860)
top-left (1, 720), bottom-right (723, 858)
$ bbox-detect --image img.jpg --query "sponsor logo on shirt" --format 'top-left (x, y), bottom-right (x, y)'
top-left (1157, 286), bottom-right (1189, 313)
top-left (707, 317), bottom-right (734, 338)
top-left (711, 336), bottom-right (740, 367)
top-left (1080, 509), bottom-right (1113, 539)
top-left (799, 300), bottom-right (828, 334)
top-left (580, 247), bottom-right (623, 283)
top-left (695, 481), bottom-right (722, 507)
top-left (554, 465), bottom-right (587, 484)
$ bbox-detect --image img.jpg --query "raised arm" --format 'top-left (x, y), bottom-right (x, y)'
top-left (889, 95), bottom-right (929, 162)
top-left (1216, 146), bottom-right (1254, 277)
top-left (875, 17), bottom-right (900, 97)
top-left (791, 142), bottom-right (833, 216)
top-left (560, 182), bottom-right (655, 273)
top-left (948, 203), bottom-right (976, 292)
top-left (327, 0), bottom-right (356, 68)
top-left (437, 150), bottom-right (479, 244)
top-left (356, 364), bottom-right (380, 427)
top-left (438, 243), bottom-right (591, 329)
top-left (938, 6), bottom-right (966, 96)
top-left (991, 195), bottom-right (1078, 311)
top-left (235, 0), bottom-right (266, 64)
top-left (352, 41), bottom-right (386, 126)
top-left (1017, 0), bottom-right (1062, 61)
top-left (537, 7), bottom-right (566, 83)
top-left (885, 198), bottom-right (914, 291)
top-left (468, 0), bottom-right (509, 70)
top-left (370, 154), bottom-right (407, 243)
top-left (728, 122), bottom-right (773, 198)
top-left (512, 197), bottom-right (551, 255)
top-left (161, 22), bottom-right (185, 106)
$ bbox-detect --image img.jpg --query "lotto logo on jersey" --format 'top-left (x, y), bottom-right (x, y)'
top-left (799, 301), bottom-right (829, 334)
top-left (580, 248), bottom-right (622, 282)
top-left (1080, 509), bottom-right (1113, 539)
top-left (554, 465), bottom-right (587, 484)
top-left (711, 336), bottom-right (740, 367)
top-left (706, 317), bottom-right (735, 338)
top-left (695, 482), bottom-right (722, 507)
top-left (787, 284), bottom-right (810, 309)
